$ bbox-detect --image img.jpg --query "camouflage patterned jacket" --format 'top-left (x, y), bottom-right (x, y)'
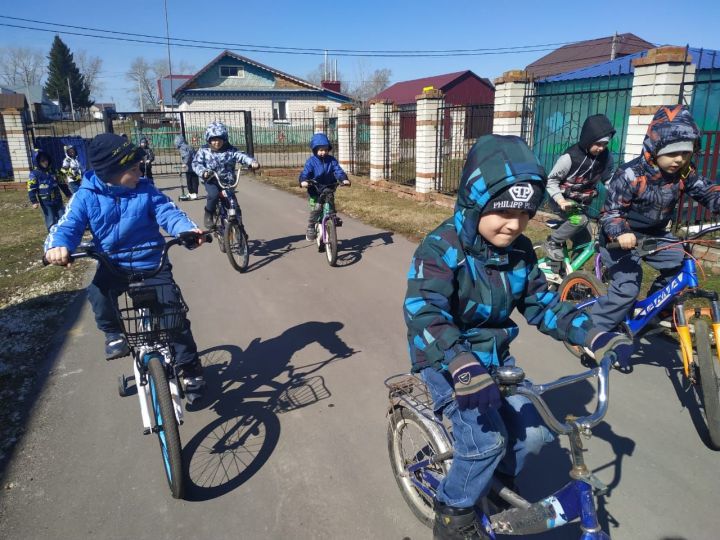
top-left (601, 105), bottom-right (720, 239)
top-left (404, 135), bottom-right (598, 373)
top-left (192, 144), bottom-right (254, 184)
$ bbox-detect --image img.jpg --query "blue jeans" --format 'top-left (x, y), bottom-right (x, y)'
top-left (589, 234), bottom-right (685, 331)
top-left (421, 366), bottom-right (553, 509)
top-left (86, 263), bottom-right (199, 366)
top-left (39, 200), bottom-right (64, 231)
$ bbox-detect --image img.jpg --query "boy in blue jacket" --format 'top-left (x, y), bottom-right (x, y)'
top-left (44, 134), bottom-right (206, 394)
top-left (404, 135), bottom-right (633, 539)
top-left (299, 133), bottom-right (350, 241)
top-left (28, 149), bottom-right (67, 231)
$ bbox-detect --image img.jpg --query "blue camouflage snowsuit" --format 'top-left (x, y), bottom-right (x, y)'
top-left (590, 105), bottom-right (720, 330)
top-left (28, 150), bottom-right (66, 230)
top-left (404, 135), bottom-right (600, 508)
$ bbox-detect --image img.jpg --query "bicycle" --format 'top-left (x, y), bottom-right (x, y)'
top-left (558, 223), bottom-right (720, 448)
top-left (44, 231), bottom-right (211, 498)
top-left (306, 179), bottom-right (347, 267)
top-left (534, 202), bottom-right (607, 289)
top-left (386, 355), bottom-right (615, 538)
top-left (208, 169), bottom-right (250, 272)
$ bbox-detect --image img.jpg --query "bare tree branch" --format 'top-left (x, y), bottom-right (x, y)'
top-left (0, 46), bottom-right (45, 88)
top-left (75, 51), bottom-right (104, 99)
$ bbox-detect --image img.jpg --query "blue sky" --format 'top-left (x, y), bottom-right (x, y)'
top-left (1, 0), bottom-right (719, 110)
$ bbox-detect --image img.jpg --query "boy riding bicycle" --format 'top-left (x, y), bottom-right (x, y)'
top-left (543, 114), bottom-right (616, 261)
top-left (299, 133), bottom-right (350, 241)
top-left (590, 105), bottom-right (720, 331)
top-left (404, 135), bottom-right (633, 539)
top-left (192, 121), bottom-right (259, 229)
top-left (44, 134), bottom-right (207, 396)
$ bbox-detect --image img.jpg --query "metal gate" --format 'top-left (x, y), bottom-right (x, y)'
top-left (385, 105), bottom-right (416, 186)
top-left (350, 106), bottom-right (370, 176)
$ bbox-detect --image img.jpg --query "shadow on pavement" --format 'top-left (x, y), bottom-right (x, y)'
top-left (244, 234), bottom-right (306, 273)
top-left (183, 321), bottom-right (357, 501)
top-left (334, 231), bottom-right (394, 267)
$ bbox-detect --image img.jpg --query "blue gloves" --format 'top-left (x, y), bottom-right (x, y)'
top-left (589, 332), bottom-right (635, 369)
top-left (448, 353), bottom-right (502, 413)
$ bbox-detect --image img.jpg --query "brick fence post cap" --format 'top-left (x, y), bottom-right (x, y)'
top-left (632, 46), bottom-right (692, 67)
top-left (313, 105), bottom-right (329, 112)
top-left (415, 88), bottom-right (444, 101)
top-left (494, 70), bottom-right (530, 85)
top-left (338, 104), bottom-right (356, 110)
top-left (368, 98), bottom-right (393, 105)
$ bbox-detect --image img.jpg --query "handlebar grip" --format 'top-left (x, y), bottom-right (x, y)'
top-left (606, 241), bottom-right (621, 250)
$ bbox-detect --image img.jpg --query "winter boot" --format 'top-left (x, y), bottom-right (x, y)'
top-left (105, 332), bottom-right (130, 360)
top-left (177, 359), bottom-right (206, 404)
top-left (203, 208), bottom-right (214, 229)
top-left (433, 501), bottom-right (489, 540)
top-left (542, 236), bottom-right (566, 262)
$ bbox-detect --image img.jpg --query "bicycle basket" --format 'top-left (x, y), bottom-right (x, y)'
top-left (114, 283), bottom-right (189, 347)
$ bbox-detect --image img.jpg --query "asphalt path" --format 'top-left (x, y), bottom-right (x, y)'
top-left (1, 175), bottom-right (718, 539)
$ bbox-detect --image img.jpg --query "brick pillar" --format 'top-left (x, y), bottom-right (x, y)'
top-left (624, 47), bottom-right (696, 162)
top-left (450, 107), bottom-right (466, 158)
top-left (415, 89), bottom-right (444, 194)
top-left (337, 104), bottom-right (355, 172)
top-left (492, 70), bottom-right (531, 139)
top-left (313, 105), bottom-right (328, 134)
top-left (0, 108), bottom-right (32, 181)
top-left (370, 100), bottom-right (393, 181)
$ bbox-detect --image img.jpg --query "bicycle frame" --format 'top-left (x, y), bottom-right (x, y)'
top-left (313, 184), bottom-right (339, 243)
top-left (537, 219), bottom-right (604, 284)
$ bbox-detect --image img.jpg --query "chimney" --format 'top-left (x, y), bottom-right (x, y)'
top-left (321, 80), bottom-right (341, 93)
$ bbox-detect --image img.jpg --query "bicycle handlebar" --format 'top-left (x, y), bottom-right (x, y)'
top-left (43, 231), bottom-right (213, 281)
top-left (606, 223), bottom-right (720, 255)
top-left (207, 170), bottom-right (239, 190)
top-left (496, 355), bottom-right (612, 435)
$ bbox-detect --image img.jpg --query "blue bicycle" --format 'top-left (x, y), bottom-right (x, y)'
top-left (386, 356), bottom-right (614, 538)
top-left (559, 223), bottom-right (720, 448)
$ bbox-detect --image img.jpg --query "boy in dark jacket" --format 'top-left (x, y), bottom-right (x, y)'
top-left (404, 135), bottom-right (632, 539)
top-left (174, 135), bottom-right (199, 200)
top-left (299, 133), bottom-right (349, 241)
top-left (543, 114), bottom-right (616, 260)
top-left (28, 149), bottom-right (67, 230)
top-left (590, 105), bottom-right (720, 331)
top-left (44, 134), bottom-right (206, 395)
top-left (139, 136), bottom-right (155, 182)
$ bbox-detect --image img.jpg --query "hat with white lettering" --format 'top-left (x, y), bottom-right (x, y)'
top-left (481, 182), bottom-right (544, 216)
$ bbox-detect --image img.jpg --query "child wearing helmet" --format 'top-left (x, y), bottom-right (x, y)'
top-left (590, 105), bottom-right (720, 331)
top-left (61, 145), bottom-right (84, 194)
top-left (138, 137), bottom-right (155, 182)
top-left (299, 133), bottom-right (350, 241)
top-left (403, 135), bottom-right (633, 539)
top-left (192, 121), bottom-right (259, 228)
top-left (28, 149), bottom-right (67, 230)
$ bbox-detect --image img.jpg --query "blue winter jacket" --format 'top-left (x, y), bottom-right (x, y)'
top-left (299, 133), bottom-right (347, 196)
top-left (45, 171), bottom-right (197, 270)
top-left (28, 150), bottom-right (64, 205)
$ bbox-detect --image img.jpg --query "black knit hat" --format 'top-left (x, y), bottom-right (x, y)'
top-left (87, 133), bottom-right (143, 180)
top-left (481, 182), bottom-right (544, 216)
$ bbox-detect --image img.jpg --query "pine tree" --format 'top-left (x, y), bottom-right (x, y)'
top-left (44, 35), bottom-right (92, 112)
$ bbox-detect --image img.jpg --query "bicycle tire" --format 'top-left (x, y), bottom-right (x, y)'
top-left (558, 272), bottom-right (608, 359)
top-left (147, 357), bottom-right (185, 499)
top-left (325, 219), bottom-right (338, 266)
top-left (215, 218), bottom-right (226, 254)
top-left (387, 407), bottom-right (450, 528)
top-left (224, 221), bottom-right (249, 272)
top-left (694, 319), bottom-right (720, 449)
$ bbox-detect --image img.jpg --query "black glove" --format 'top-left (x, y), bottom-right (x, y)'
top-left (589, 332), bottom-right (634, 369)
top-left (448, 353), bottom-right (502, 413)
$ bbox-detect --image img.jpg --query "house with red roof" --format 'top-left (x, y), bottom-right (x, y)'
top-left (371, 70), bottom-right (494, 106)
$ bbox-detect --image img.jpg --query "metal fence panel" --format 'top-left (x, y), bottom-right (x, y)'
top-left (435, 104), bottom-right (494, 194)
top-left (386, 105), bottom-right (416, 186)
top-left (351, 106), bottom-right (370, 176)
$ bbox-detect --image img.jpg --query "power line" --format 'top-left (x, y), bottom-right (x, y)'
top-left (0, 15), bottom-right (655, 58)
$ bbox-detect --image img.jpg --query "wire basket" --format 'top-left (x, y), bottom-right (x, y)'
top-left (114, 283), bottom-right (189, 348)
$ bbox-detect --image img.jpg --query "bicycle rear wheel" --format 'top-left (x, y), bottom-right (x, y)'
top-left (325, 219), bottom-right (338, 266)
top-left (147, 357), bottom-right (185, 499)
top-left (558, 272), bottom-right (608, 359)
top-left (215, 215), bottom-right (226, 254)
top-left (694, 319), bottom-right (720, 449)
top-left (224, 221), bottom-right (249, 272)
top-left (387, 406), bottom-right (450, 527)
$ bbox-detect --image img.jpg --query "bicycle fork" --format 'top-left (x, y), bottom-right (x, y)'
top-left (674, 297), bottom-right (720, 379)
top-left (134, 350), bottom-right (184, 435)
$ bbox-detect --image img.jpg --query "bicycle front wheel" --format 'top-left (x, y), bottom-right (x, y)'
top-left (325, 219), bottom-right (338, 266)
top-left (147, 357), bottom-right (185, 499)
top-left (224, 221), bottom-right (249, 272)
top-left (558, 272), bottom-right (608, 359)
top-left (388, 407), bottom-right (450, 527)
top-left (694, 319), bottom-right (720, 449)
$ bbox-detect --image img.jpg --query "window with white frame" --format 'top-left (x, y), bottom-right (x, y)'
top-left (273, 101), bottom-right (287, 121)
top-left (219, 65), bottom-right (244, 78)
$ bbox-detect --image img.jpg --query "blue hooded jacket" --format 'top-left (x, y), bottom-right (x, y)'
top-left (299, 133), bottom-right (347, 196)
top-left (45, 171), bottom-right (197, 270)
top-left (28, 150), bottom-right (63, 205)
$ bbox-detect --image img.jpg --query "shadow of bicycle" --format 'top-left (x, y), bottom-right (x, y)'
top-left (244, 234), bottom-right (306, 273)
top-left (182, 321), bottom-right (357, 501)
top-left (334, 231), bottom-right (394, 267)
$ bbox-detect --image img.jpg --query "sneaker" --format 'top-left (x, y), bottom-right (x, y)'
top-left (177, 360), bottom-right (205, 395)
top-left (335, 217), bottom-right (343, 227)
top-left (105, 332), bottom-right (130, 360)
top-left (306, 227), bottom-right (317, 241)
top-left (543, 237), bottom-right (566, 262)
top-left (433, 502), bottom-right (489, 539)
top-left (189, 192), bottom-right (198, 200)
top-left (203, 209), bottom-right (214, 229)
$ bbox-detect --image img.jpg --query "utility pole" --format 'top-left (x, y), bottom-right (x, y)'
top-left (610, 32), bottom-right (618, 61)
top-left (163, 0), bottom-right (174, 115)
top-left (138, 78), bottom-right (144, 113)
top-left (66, 77), bottom-right (75, 120)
